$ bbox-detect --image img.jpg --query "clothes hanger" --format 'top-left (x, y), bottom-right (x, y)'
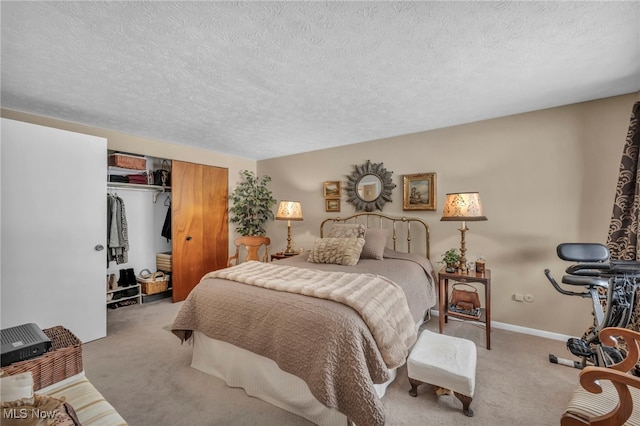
top-left (164, 194), bottom-right (171, 207)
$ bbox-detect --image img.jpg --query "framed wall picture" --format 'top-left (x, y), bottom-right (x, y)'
top-left (325, 198), bottom-right (340, 212)
top-left (323, 181), bottom-right (341, 198)
top-left (403, 173), bottom-right (436, 211)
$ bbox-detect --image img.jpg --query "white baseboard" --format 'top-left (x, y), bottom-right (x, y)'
top-left (431, 310), bottom-right (573, 342)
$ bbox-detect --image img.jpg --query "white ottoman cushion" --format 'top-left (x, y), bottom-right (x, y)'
top-left (407, 330), bottom-right (477, 397)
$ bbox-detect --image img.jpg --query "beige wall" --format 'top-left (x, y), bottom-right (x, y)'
top-left (259, 93), bottom-right (639, 337)
top-left (3, 93), bottom-right (638, 337)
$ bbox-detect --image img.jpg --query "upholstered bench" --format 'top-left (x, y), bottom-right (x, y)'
top-left (407, 330), bottom-right (477, 416)
top-left (41, 372), bottom-right (128, 425)
top-left (1, 370), bottom-right (127, 426)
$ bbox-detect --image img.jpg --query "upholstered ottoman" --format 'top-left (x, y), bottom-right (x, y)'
top-left (407, 330), bottom-right (477, 416)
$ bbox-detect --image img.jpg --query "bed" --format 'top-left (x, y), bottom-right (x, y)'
top-left (172, 213), bottom-right (437, 425)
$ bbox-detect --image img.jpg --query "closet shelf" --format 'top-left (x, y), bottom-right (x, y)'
top-left (107, 182), bottom-right (171, 203)
top-left (107, 166), bottom-right (147, 176)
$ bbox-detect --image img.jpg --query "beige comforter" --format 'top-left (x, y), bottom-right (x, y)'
top-left (172, 250), bottom-right (435, 426)
top-left (206, 261), bottom-right (417, 368)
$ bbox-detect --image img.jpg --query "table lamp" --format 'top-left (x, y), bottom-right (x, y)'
top-left (276, 201), bottom-right (303, 255)
top-left (440, 192), bottom-right (487, 273)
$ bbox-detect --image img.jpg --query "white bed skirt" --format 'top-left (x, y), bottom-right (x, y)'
top-left (191, 331), bottom-right (396, 426)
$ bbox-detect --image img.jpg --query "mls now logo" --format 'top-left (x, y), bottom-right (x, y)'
top-left (3, 408), bottom-right (28, 419)
top-left (3, 408), bottom-right (58, 420)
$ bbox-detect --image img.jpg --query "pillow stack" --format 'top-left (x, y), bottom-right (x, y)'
top-left (307, 223), bottom-right (389, 265)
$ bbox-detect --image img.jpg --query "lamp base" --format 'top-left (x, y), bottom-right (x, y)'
top-left (284, 223), bottom-right (295, 255)
top-left (458, 221), bottom-right (469, 274)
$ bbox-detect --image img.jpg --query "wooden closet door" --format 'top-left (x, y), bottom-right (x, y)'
top-left (172, 161), bottom-right (228, 302)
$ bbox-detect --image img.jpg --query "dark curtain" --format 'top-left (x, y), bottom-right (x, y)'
top-left (607, 101), bottom-right (640, 332)
top-left (607, 101), bottom-right (640, 260)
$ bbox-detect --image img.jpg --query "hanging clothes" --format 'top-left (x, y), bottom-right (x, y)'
top-left (107, 193), bottom-right (130, 264)
top-left (161, 198), bottom-right (171, 241)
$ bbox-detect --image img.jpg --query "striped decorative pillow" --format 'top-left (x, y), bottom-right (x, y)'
top-left (307, 237), bottom-right (365, 266)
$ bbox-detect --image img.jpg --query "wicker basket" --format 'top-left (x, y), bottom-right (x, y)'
top-left (2, 326), bottom-right (83, 391)
top-left (137, 269), bottom-right (170, 295)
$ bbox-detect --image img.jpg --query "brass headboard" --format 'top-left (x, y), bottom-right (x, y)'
top-left (320, 212), bottom-right (431, 259)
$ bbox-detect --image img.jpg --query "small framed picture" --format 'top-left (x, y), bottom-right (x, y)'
top-left (325, 199), bottom-right (340, 212)
top-left (323, 181), bottom-right (341, 199)
top-left (403, 173), bottom-right (437, 211)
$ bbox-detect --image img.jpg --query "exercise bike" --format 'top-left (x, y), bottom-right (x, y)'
top-left (544, 243), bottom-right (640, 369)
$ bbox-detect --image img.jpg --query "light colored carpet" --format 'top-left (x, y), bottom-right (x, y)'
top-left (83, 299), bottom-right (579, 425)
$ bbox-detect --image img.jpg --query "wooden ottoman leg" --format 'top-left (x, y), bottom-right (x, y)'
top-left (454, 392), bottom-right (474, 417)
top-left (409, 377), bottom-right (423, 397)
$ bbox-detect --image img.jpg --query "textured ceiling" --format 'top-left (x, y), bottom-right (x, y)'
top-left (2, 1), bottom-right (639, 160)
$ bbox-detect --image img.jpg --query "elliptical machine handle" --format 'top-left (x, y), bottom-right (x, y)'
top-left (544, 269), bottom-right (590, 297)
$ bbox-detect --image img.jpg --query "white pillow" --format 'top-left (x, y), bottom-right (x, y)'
top-left (0, 371), bottom-right (34, 403)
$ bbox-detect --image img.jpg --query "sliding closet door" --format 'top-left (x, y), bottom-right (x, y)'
top-left (1, 118), bottom-right (107, 342)
top-left (172, 161), bottom-right (228, 302)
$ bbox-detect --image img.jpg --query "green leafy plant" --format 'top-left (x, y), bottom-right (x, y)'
top-left (229, 170), bottom-right (277, 236)
top-left (439, 248), bottom-right (461, 270)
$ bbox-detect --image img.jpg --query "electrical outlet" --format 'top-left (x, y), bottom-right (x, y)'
top-left (513, 293), bottom-right (524, 302)
top-left (524, 293), bottom-right (535, 303)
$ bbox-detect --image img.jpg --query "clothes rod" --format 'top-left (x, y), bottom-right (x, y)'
top-left (107, 182), bottom-right (170, 203)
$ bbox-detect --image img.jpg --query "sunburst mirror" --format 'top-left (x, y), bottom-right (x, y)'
top-left (345, 160), bottom-right (396, 211)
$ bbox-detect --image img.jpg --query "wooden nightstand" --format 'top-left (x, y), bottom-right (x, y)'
top-left (438, 268), bottom-right (492, 349)
top-left (271, 252), bottom-right (299, 261)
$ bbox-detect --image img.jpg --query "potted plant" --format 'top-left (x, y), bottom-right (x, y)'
top-left (440, 248), bottom-right (461, 272)
top-left (229, 170), bottom-right (277, 237)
